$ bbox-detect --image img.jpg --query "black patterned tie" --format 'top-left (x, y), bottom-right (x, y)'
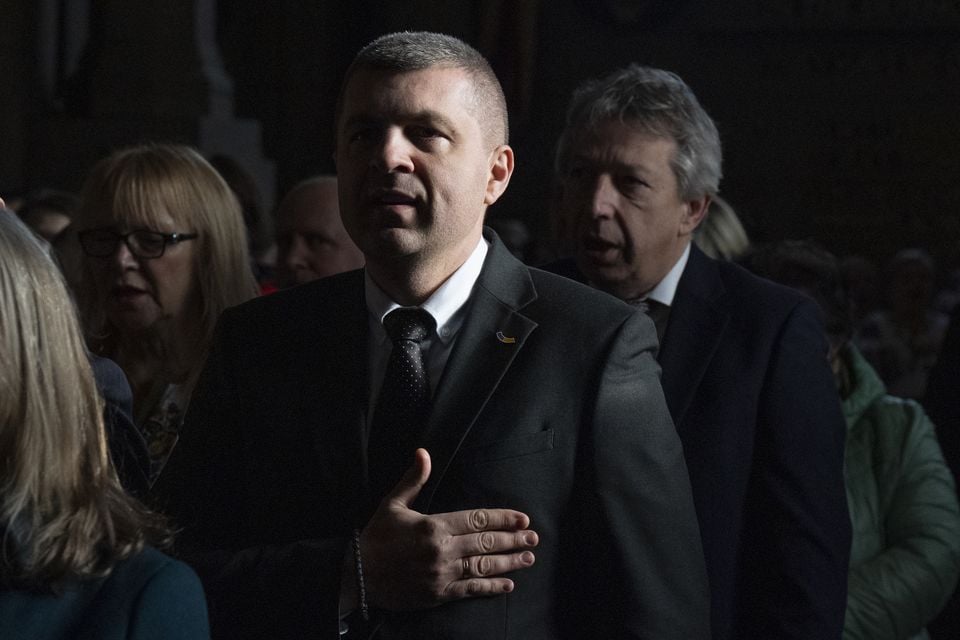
top-left (368, 308), bottom-right (436, 498)
top-left (635, 299), bottom-right (669, 342)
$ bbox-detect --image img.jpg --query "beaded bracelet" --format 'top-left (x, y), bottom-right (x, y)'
top-left (351, 528), bottom-right (369, 621)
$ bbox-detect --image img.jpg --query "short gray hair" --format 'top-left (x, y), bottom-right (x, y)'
top-left (556, 64), bottom-right (722, 200)
top-left (336, 31), bottom-right (509, 145)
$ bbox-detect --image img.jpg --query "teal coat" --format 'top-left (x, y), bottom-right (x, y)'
top-left (843, 344), bottom-right (960, 640)
top-left (0, 546), bottom-right (209, 640)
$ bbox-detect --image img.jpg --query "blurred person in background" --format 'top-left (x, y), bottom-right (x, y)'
top-left (857, 248), bottom-right (949, 399)
top-left (0, 212), bottom-right (209, 640)
top-left (73, 144), bottom-right (258, 487)
top-left (749, 240), bottom-right (960, 640)
top-left (840, 254), bottom-right (882, 326)
top-left (692, 194), bottom-right (750, 261)
top-left (16, 188), bottom-right (77, 244)
top-left (274, 175), bottom-right (364, 288)
top-left (208, 154), bottom-right (277, 293)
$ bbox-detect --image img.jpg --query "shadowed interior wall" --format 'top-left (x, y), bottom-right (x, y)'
top-left (2, 0), bottom-right (958, 268)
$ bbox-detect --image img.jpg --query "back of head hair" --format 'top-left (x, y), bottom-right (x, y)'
top-left (75, 144), bottom-right (258, 381)
top-left (556, 64), bottom-right (722, 200)
top-left (208, 153), bottom-right (272, 255)
top-left (694, 196), bottom-right (750, 261)
top-left (888, 247), bottom-right (935, 277)
top-left (0, 213), bottom-right (166, 588)
top-left (746, 240), bottom-right (853, 346)
top-left (16, 189), bottom-right (79, 221)
top-left (336, 31), bottom-right (509, 145)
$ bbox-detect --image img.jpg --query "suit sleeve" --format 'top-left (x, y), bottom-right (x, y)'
top-left (844, 401), bottom-right (960, 640)
top-left (153, 309), bottom-right (347, 640)
top-left (741, 299), bottom-right (852, 638)
top-left (578, 310), bottom-right (711, 639)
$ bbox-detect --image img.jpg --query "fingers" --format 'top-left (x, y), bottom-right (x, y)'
top-left (386, 448), bottom-right (431, 508)
top-left (438, 507), bottom-right (530, 535)
top-left (459, 529), bottom-right (539, 557)
top-left (460, 549), bottom-right (536, 580)
top-left (441, 550), bottom-right (536, 600)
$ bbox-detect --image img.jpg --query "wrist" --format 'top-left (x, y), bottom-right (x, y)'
top-left (351, 528), bottom-right (369, 620)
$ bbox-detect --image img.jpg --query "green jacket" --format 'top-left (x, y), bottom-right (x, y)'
top-left (842, 344), bottom-right (960, 640)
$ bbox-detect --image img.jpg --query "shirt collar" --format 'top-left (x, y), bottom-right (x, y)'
top-left (646, 242), bottom-right (690, 307)
top-left (365, 236), bottom-right (489, 345)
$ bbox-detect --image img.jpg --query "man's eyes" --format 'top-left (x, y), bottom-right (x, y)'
top-left (305, 235), bottom-right (334, 250)
top-left (407, 125), bottom-right (442, 139)
top-left (346, 125), bottom-right (445, 145)
top-left (348, 127), bottom-right (379, 144)
top-left (618, 175), bottom-right (650, 190)
top-left (567, 165), bottom-right (651, 196)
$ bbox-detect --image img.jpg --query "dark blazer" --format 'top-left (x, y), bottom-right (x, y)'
top-left (548, 245), bottom-right (851, 640)
top-left (155, 230), bottom-right (710, 640)
top-left (0, 547), bottom-right (209, 640)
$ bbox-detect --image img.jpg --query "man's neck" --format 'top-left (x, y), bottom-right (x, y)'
top-left (366, 234), bottom-right (483, 306)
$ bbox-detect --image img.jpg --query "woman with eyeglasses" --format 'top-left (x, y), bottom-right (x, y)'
top-left (74, 144), bottom-right (258, 487)
top-left (0, 212), bottom-right (210, 639)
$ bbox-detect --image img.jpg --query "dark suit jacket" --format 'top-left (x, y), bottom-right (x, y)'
top-left (0, 547), bottom-right (209, 640)
top-left (548, 245), bottom-right (851, 640)
top-left (155, 231), bottom-right (710, 640)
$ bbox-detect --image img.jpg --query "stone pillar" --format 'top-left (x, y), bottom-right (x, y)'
top-left (30, 0), bottom-right (274, 209)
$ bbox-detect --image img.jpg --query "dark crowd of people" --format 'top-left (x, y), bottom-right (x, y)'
top-left (1, 31), bottom-right (958, 640)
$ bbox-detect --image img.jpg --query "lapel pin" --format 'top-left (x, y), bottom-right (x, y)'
top-left (496, 331), bottom-right (516, 344)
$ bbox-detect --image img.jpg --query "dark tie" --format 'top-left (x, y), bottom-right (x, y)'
top-left (368, 308), bottom-right (436, 499)
top-left (635, 299), bottom-right (669, 343)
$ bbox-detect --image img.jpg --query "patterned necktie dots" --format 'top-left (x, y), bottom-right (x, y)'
top-left (368, 308), bottom-right (436, 497)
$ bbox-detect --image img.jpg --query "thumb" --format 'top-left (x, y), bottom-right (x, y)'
top-left (387, 448), bottom-right (431, 509)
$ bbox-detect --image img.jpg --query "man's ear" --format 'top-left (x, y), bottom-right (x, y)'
top-left (680, 195), bottom-right (711, 235)
top-left (484, 145), bottom-right (515, 206)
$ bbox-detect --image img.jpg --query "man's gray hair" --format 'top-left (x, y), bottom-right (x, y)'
top-left (337, 31), bottom-right (509, 145)
top-left (556, 64), bottom-right (722, 200)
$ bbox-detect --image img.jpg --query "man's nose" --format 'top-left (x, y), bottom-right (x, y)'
top-left (590, 174), bottom-right (617, 219)
top-left (374, 128), bottom-right (415, 173)
top-left (283, 236), bottom-right (309, 271)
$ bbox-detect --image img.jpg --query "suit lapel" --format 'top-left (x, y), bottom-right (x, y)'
top-left (658, 246), bottom-right (730, 430)
top-left (413, 230), bottom-right (538, 511)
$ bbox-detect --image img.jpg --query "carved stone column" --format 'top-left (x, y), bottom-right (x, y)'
top-left (30, 0), bottom-right (274, 208)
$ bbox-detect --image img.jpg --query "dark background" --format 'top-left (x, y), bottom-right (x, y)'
top-left (2, 0), bottom-right (959, 266)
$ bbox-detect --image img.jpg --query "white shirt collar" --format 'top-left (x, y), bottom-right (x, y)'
top-left (364, 237), bottom-right (489, 344)
top-left (646, 242), bottom-right (690, 307)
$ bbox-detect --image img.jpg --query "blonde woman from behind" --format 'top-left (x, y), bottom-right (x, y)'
top-left (0, 211), bottom-right (210, 640)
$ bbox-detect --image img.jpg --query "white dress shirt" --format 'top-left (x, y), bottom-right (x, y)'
top-left (645, 242), bottom-right (690, 308)
top-left (365, 237), bottom-right (489, 417)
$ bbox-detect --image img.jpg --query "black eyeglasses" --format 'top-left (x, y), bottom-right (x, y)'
top-left (78, 228), bottom-right (199, 259)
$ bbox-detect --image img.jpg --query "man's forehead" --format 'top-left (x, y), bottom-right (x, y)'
top-left (573, 123), bottom-right (677, 161)
top-left (344, 65), bottom-right (471, 98)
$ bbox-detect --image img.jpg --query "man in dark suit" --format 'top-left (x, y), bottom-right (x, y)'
top-left (157, 34), bottom-right (708, 639)
top-left (548, 65), bottom-right (851, 639)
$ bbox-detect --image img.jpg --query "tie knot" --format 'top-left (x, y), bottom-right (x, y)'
top-left (383, 308), bottom-right (436, 343)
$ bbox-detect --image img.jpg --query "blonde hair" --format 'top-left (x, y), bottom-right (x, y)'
top-left (694, 195), bottom-right (750, 261)
top-left (75, 144), bottom-right (259, 392)
top-left (0, 213), bottom-right (166, 588)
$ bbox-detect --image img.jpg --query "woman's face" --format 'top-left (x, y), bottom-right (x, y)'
top-left (82, 208), bottom-right (199, 337)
